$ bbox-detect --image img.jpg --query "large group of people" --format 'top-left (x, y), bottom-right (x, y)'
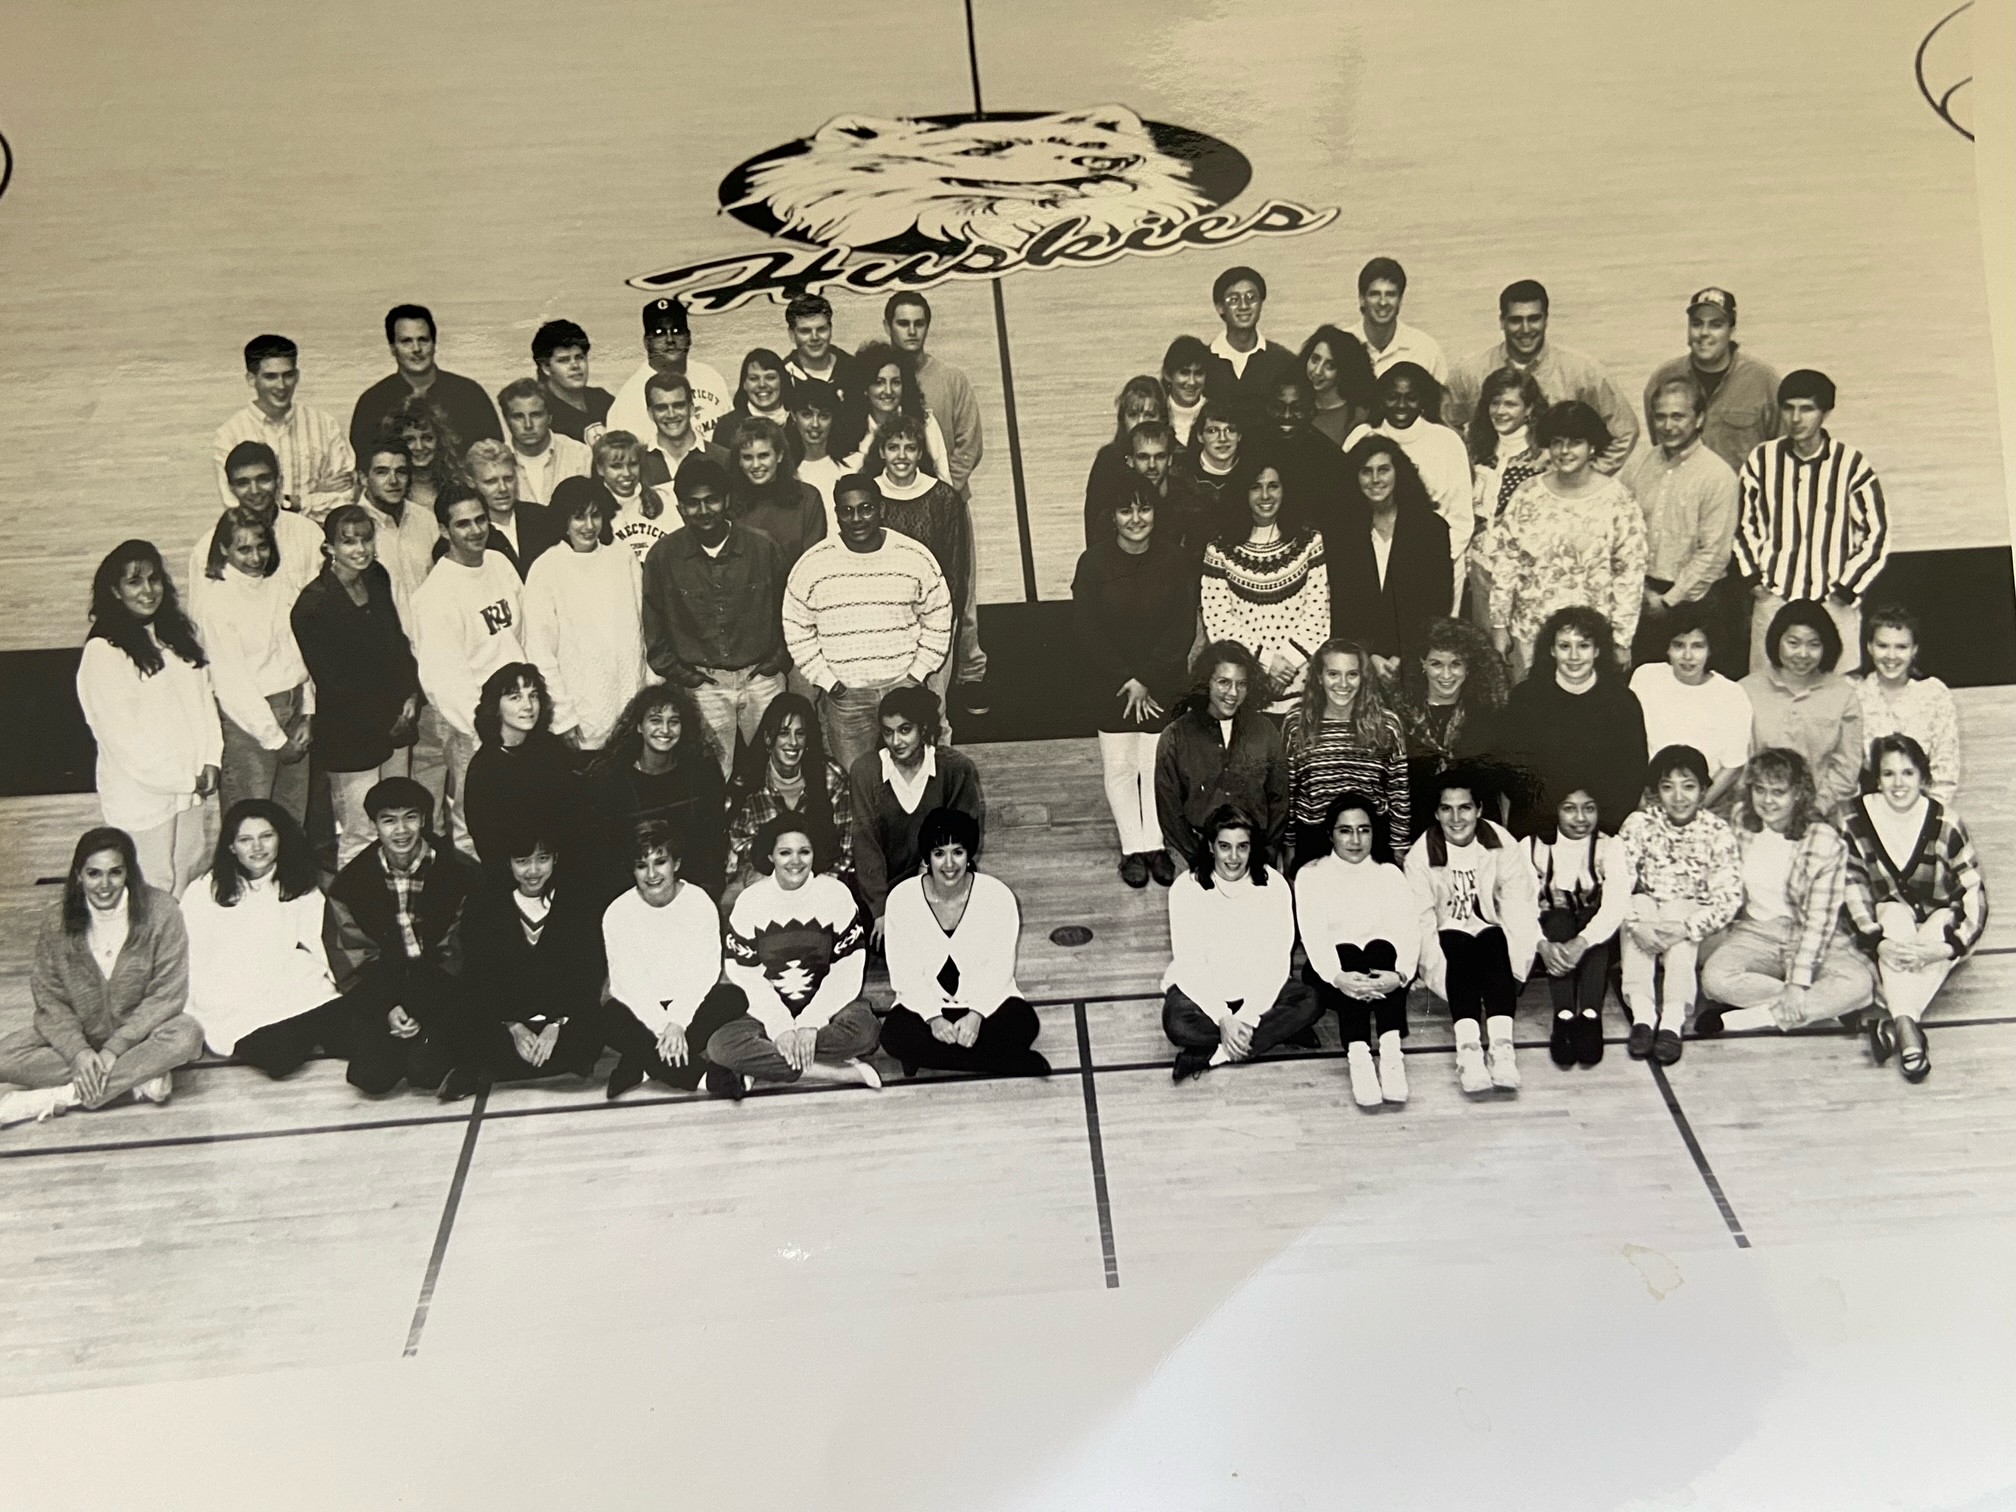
top-left (0, 259), bottom-right (1991, 1129)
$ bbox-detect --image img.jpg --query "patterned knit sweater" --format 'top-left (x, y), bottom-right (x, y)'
top-left (1200, 529), bottom-right (1330, 713)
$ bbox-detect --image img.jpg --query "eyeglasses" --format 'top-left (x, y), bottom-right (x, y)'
top-left (1220, 293), bottom-right (1261, 308)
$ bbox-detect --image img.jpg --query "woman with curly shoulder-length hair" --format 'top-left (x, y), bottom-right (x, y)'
top-left (1153, 640), bottom-right (1289, 873)
top-left (1199, 443), bottom-right (1330, 718)
top-left (1696, 748), bottom-right (1876, 1039)
top-left (1499, 604), bottom-right (1648, 836)
top-left (461, 661), bottom-right (588, 874)
top-left (1393, 619), bottom-right (1511, 837)
top-left (589, 681), bottom-right (728, 900)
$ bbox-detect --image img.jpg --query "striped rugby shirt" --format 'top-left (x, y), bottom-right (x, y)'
top-left (1734, 432), bottom-right (1890, 601)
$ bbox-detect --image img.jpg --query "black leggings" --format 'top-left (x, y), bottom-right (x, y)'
top-left (233, 997), bottom-right (356, 1079)
top-left (604, 984), bottom-right (749, 1091)
top-left (1439, 926), bottom-right (1517, 1024)
top-left (1540, 906), bottom-right (1610, 1015)
top-left (879, 998), bottom-right (1045, 1075)
top-left (1304, 940), bottom-right (1410, 1045)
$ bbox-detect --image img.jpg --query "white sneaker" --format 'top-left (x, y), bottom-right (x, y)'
top-left (132, 1073), bottom-right (174, 1105)
top-left (1346, 1042), bottom-right (1382, 1108)
top-left (0, 1085), bottom-right (74, 1127)
top-left (1456, 1039), bottom-right (1491, 1094)
top-left (1378, 1047), bottom-right (1409, 1105)
top-left (848, 1058), bottom-right (883, 1091)
top-left (1487, 1039), bottom-right (1521, 1090)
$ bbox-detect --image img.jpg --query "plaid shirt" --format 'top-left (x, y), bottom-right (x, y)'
top-left (1841, 798), bottom-right (1988, 959)
top-left (1734, 819), bottom-right (1850, 987)
top-left (381, 840), bottom-right (434, 961)
top-left (725, 761), bottom-right (853, 885)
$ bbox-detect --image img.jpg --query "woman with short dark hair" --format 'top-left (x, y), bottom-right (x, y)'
top-left (523, 475), bottom-right (649, 753)
top-left (1499, 606), bottom-right (1649, 835)
top-left (880, 808), bottom-right (1049, 1079)
top-left (461, 662), bottom-right (588, 875)
top-left (1154, 641), bottom-right (1290, 870)
top-left (0, 828), bottom-right (203, 1127)
top-left (1740, 598), bottom-right (1862, 814)
top-left (1162, 337), bottom-right (1215, 448)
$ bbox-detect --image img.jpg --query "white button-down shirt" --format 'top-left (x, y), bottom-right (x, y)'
top-left (1350, 317), bottom-right (1448, 384)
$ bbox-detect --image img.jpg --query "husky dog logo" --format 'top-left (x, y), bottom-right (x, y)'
top-left (633, 107), bottom-right (1337, 313)
top-left (725, 106), bottom-right (1219, 255)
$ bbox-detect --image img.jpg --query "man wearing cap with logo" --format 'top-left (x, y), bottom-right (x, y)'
top-left (1735, 369), bottom-right (1891, 672)
top-left (1444, 279), bottom-right (1638, 472)
top-left (1642, 289), bottom-right (1781, 474)
top-left (604, 297), bottom-right (731, 454)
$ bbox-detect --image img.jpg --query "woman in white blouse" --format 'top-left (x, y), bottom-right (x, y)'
top-left (181, 799), bottom-right (344, 1076)
top-left (879, 807), bottom-right (1050, 1079)
top-left (193, 507), bottom-right (314, 825)
top-left (1294, 791), bottom-right (1418, 1108)
top-left (522, 476), bottom-right (650, 752)
top-left (75, 541), bottom-right (223, 897)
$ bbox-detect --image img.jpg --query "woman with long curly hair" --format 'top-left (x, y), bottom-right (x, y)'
top-left (1393, 617), bottom-right (1511, 840)
top-left (1499, 605), bottom-right (1649, 835)
top-left (1327, 435), bottom-right (1454, 680)
top-left (590, 681), bottom-right (728, 899)
top-left (725, 691), bottom-right (852, 893)
top-left (75, 540), bottom-right (222, 896)
top-left (1299, 324), bottom-right (1378, 447)
top-left (1284, 638), bottom-right (1410, 867)
top-left (835, 340), bottom-right (949, 478)
top-left (460, 661), bottom-right (588, 873)
top-left (1198, 445), bottom-right (1331, 718)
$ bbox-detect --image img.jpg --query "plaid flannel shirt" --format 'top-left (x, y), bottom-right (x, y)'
top-left (381, 841), bottom-right (434, 961)
top-left (1842, 799), bottom-right (1988, 960)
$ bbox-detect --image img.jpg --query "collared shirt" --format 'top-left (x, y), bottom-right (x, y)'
top-left (1447, 340), bottom-right (1639, 470)
top-left (605, 358), bottom-right (731, 450)
top-left (213, 400), bottom-right (356, 520)
top-left (1735, 432), bottom-right (1890, 602)
top-left (880, 745), bottom-right (938, 815)
top-left (1622, 437), bottom-right (1738, 603)
top-left (381, 840), bottom-right (435, 960)
top-left (1642, 347), bottom-right (1782, 474)
top-left (1209, 329), bottom-right (1270, 380)
top-left (511, 432), bottom-right (592, 505)
top-left (640, 522), bottom-right (787, 676)
top-left (1349, 317), bottom-right (1447, 383)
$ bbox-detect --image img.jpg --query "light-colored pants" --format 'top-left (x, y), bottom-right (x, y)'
top-left (330, 751), bottom-right (413, 870)
top-left (1699, 915), bottom-right (1876, 1029)
top-left (1750, 590), bottom-right (1861, 676)
top-left (1875, 900), bottom-right (1956, 1023)
top-left (702, 1002), bottom-right (880, 1083)
top-left (1098, 730), bottom-right (1162, 855)
top-left (956, 512), bottom-right (987, 684)
top-left (0, 1014), bottom-right (204, 1106)
top-left (691, 667), bottom-right (786, 779)
top-left (818, 681), bottom-right (899, 774)
top-left (129, 798), bottom-right (218, 898)
top-left (440, 725), bottom-right (480, 859)
top-left (219, 685), bottom-right (309, 827)
top-left (1621, 894), bottom-right (1703, 1032)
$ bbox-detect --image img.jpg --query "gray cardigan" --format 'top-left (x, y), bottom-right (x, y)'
top-left (30, 885), bottom-right (191, 1062)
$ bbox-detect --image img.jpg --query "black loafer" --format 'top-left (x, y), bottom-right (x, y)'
top-left (605, 1057), bottom-right (646, 1102)
top-left (1574, 1010), bottom-right (1604, 1066)
top-left (1119, 853), bottom-right (1150, 889)
top-left (1172, 1048), bottom-right (1214, 1083)
top-left (705, 1067), bottom-right (747, 1101)
top-left (1627, 1023), bottom-right (1654, 1060)
top-left (1867, 1013), bottom-right (1896, 1067)
top-left (1147, 850), bottom-right (1178, 887)
top-left (1653, 1028), bottom-right (1684, 1065)
top-left (1549, 1010), bottom-right (1577, 1067)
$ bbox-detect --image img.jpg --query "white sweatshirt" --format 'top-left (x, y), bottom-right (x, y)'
top-left (602, 883), bottom-right (723, 1035)
top-left (1293, 854), bottom-right (1420, 981)
top-left (885, 872), bottom-right (1022, 1017)
top-left (184, 509), bottom-right (323, 617)
top-left (181, 875), bottom-right (336, 1050)
top-left (195, 565), bottom-right (315, 747)
top-left (522, 541), bottom-right (650, 749)
top-left (75, 634), bottom-right (224, 832)
top-left (1404, 820), bottom-right (1541, 999)
top-left (1161, 867), bottom-right (1296, 1026)
top-left (411, 553), bottom-right (525, 738)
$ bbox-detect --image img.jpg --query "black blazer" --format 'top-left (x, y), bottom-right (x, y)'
top-left (430, 500), bottom-right (564, 580)
top-left (1325, 505), bottom-right (1453, 662)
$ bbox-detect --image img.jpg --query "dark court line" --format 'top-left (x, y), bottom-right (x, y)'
top-left (1073, 1002), bottom-right (1121, 1288)
top-left (1646, 1060), bottom-right (1751, 1249)
top-left (403, 1087), bottom-right (488, 1358)
top-left (0, 1108), bottom-right (470, 1161)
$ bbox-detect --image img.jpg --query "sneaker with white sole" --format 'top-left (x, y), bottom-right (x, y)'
top-left (1377, 1047), bottom-right (1409, 1104)
top-left (0, 1085), bottom-right (75, 1127)
top-left (1346, 1042), bottom-right (1382, 1108)
top-left (848, 1058), bottom-right (883, 1091)
top-left (1455, 1039), bottom-right (1491, 1094)
top-left (132, 1073), bottom-right (174, 1105)
top-left (1487, 1040), bottom-right (1521, 1090)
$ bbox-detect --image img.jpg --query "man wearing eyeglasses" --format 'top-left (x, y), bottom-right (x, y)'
top-left (1203, 266), bottom-right (1298, 425)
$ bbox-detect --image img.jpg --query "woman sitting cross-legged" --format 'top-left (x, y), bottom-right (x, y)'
top-left (1523, 785), bottom-right (1633, 1069)
top-left (709, 817), bottom-right (883, 1096)
top-left (725, 692), bottom-right (853, 898)
top-left (438, 816), bottom-right (611, 1101)
top-left (1162, 804), bottom-right (1323, 1083)
top-left (880, 807), bottom-right (1050, 1079)
top-left (0, 828), bottom-right (204, 1128)
top-left (1405, 768), bottom-right (1540, 1094)
top-left (1840, 734), bottom-right (1988, 1083)
top-left (602, 820), bottom-right (750, 1099)
top-left (1293, 791), bottom-right (1418, 1108)
top-left (1696, 748), bottom-right (1876, 1040)
top-left (182, 800), bottom-right (345, 1076)
top-left (1616, 745), bottom-right (1744, 1064)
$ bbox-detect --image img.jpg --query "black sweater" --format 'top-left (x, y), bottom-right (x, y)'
top-left (590, 756), bottom-right (727, 900)
top-left (463, 735), bottom-right (590, 870)
top-left (1071, 536), bottom-right (1200, 732)
top-left (1498, 674), bottom-right (1649, 837)
top-left (291, 563), bottom-right (419, 772)
top-left (458, 879), bottom-right (607, 1028)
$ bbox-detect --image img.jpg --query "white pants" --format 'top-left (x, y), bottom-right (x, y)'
top-left (330, 751), bottom-right (412, 870)
top-left (1622, 894), bottom-right (1702, 1031)
top-left (128, 798), bottom-right (217, 899)
top-left (690, 667), bottom-right (786, 780)
top-left (1877, 900), bottom-right (1956, 1023)
top-left (1098, 731), bottom-right (1162, 856)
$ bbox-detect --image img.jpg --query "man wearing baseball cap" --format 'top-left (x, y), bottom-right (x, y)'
top-left (604, 295), bottom-right (731, 454)
top-left (1642, 288), bottom-right (1782, 474)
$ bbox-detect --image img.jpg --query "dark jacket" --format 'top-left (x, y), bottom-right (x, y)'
top-left (1204, 341), bottom-right (1299, 424)
top-left (291, 562), bottom-right (419, 772)
top-left (1154, 698), bottom-right (1289, 862)
top-left (1271, 427), bottom-right (1353, 539)
top-left (350, 368), bottom-right (503, 462)
top-left (458, 879), bottom-right (607, 1028)
top-left (430, 500), bottom-right (565, 580)
top-left (327, 841), bottom-right (482, 986)
top-left (590, 755), bottom-right (728, 901)
top-left (1071, 536), bottom-right (1199, 731)
top-left (641, 522), bottom-right (789, 678)
top-left (1326, 505), bottom-right (1453, 663)
top-left (1499, 674), bottom-right (1649, 837)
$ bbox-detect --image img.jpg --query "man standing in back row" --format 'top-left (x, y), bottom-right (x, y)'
top-left (1204, 266), bottom-right (1298, 423)
top-left (1641, 288), bottom-right (1782, 474)
top-left (349, 304), bottom-right (503, 463)
top-left (605, 297), bottom-right (731, 452)
top-left (213, 334), bottom-right (356, 520)
top-left (1349, 257), bottom-right (1447, 383)
top-left (1444, 279), bottom-right (1637, 471)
